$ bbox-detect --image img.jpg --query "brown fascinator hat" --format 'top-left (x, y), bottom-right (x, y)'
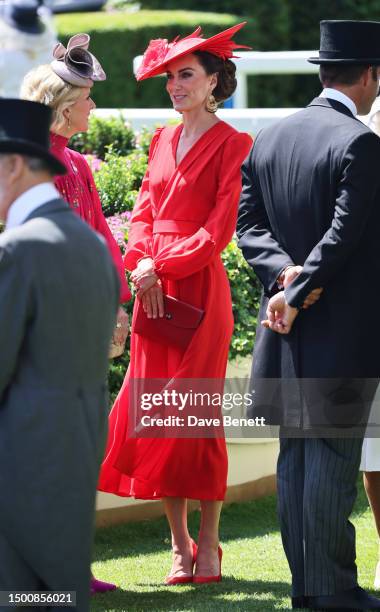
top-left (51, 33), bottom-right (106, 88)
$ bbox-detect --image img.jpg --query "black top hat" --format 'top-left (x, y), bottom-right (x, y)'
top-left (0, 99), bottom-right (66, 176)
top-left (2, 0), bottom-right (45, 35)
top-left (308, 20), bottom-right (380, 65)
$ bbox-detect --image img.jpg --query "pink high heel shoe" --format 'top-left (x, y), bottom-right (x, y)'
top-left (193, 545), bottom-right (222, 584)
top-left (90, 575), bottom-right (117, 595)
top-left (165, 538), bottom-right (198, 585)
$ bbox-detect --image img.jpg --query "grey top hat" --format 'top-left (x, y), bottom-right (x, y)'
top-left (308, 20), bottom-right (380, 65)
top-left (2, 0), bottom-right (45, 35)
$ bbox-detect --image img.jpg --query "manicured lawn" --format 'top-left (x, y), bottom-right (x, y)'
top-left (91, 479), bottom-right (378, 611)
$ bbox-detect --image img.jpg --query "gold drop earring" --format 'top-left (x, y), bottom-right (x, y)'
top-left (206, 92), bottom-right (218, 113)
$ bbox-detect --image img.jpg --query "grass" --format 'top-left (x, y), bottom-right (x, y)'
top-left (91, 480), bottom-right (378, 611)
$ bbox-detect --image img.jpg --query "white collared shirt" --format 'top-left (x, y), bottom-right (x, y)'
top-left (320, 87), bottom-right (358, 116)
top-left (6, 183), bottom-right (61, 230)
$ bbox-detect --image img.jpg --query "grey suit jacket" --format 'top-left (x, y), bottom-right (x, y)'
top-left (0, 196), bottom-right (119, 610)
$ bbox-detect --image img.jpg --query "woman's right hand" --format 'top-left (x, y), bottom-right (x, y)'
top-left (140, 283), bottom-right (165, 319)
top-left (131, 257), bottom-right (155, 285)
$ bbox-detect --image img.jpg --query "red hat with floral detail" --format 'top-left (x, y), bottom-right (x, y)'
top-left (136, 22), bottom-right (249, 81)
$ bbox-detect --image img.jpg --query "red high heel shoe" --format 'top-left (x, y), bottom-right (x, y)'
top-left (164, 538), bottom-right (198, 585)
top-left (193, 545), bottom-right (222, 584)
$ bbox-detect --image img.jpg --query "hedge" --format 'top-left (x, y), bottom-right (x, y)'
top-left (137, 0), bottom-right (380, 41)
top-left (54, 8), bottom-right (308, 109)
top-left (133, 1), bottom-right (380, 107)
top-left (134, 0), bottom-right (290, 49)
top-left (54, 11), bottom-right (256, 108)
top-left (58, 3), bottom-right (380, 110)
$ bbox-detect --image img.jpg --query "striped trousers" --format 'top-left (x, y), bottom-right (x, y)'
top-left (277, 436), bottom-right (363, 597)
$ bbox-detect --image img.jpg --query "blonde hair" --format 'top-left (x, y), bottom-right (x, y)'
top-left (20, 64), bottom-right (83, 131)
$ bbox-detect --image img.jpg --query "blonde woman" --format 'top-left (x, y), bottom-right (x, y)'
top-left (21, 34), bottom-right (130, 594)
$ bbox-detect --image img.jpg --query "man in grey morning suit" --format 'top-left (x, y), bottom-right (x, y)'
top-left (0, 99), bottom-right (119, 612)
top-left (237, 21), bottom-right (380, 611)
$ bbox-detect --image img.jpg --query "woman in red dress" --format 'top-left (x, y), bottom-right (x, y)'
top-left (98, 23), bottom-right (252, 583)
top-left (21, 34), bottom-right (130, 593)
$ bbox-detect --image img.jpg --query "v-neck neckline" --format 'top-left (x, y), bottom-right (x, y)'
top-left (173, 120), bottom-right (223, 169)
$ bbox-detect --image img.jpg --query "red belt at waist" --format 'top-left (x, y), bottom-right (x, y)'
top-left (152, 220), bottom-right (201, 235)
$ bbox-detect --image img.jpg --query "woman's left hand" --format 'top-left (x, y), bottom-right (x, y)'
top-left (140, 283), bottom-right (164, 319)
top-left (136, 273), bottom-right (160, 297)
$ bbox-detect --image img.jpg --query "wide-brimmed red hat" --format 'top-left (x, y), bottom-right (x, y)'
top-left (136, 22), bottom-right (249, 81)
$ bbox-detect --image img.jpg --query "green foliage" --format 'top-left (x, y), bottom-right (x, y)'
top-left (108, 351), bottom-right (129, 404)
top-left (137, 0), bottom-right (289, 49)
top-left (136, 0), bottom-right (248, 12)
top-left (70, 114), bottom-right (135, 159)
top-left (94, 148), bottom-right (147, 216)
top-left (65, 1), bottom-right (380, 109)
top-left (106, 0), bottom-right (138, 8)
top-left (135, 125), bottom-right (156, 155)
top-left (222, 240), bottom-right (260, 362)
top-left (162, 0), bottom-right (380, 108)
top-left (108, 296), bottom-right (134, 403)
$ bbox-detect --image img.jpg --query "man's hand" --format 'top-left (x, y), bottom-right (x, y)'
top-left (261, 291), bottom-right (298, 334)
top-left (112, 306), bottom-right (129, 344)
top-left (281, 265), bottom-right (323, 309)
top-left (302, 287), bottom-right (323, 309)
top-left (140, 283), bottom-right (164, 319)
top-left (282, 265), bottom-right (303, 288)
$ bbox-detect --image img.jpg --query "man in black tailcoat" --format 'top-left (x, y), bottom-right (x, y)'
top-left (237, 20), bottom-right (380, 611)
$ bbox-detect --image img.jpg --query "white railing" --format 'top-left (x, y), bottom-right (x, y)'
top-left (232, 50), bottom-right (319, 107)
top-left (94, 107), bottom-right (301, 134)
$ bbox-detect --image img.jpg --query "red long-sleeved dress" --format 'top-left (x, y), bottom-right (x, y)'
top-left (50, 133), bottom-right (131, 302)
top-left (98, 121), bottom-right (252, 500)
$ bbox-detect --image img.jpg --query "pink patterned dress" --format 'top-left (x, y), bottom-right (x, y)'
top-left (50, 132), bottom-right (130, 302)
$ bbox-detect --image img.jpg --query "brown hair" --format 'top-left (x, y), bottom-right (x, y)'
top-left (193, 50), bottom-right (237, 103)
top-left (319, 64), bottom-right (378, 87)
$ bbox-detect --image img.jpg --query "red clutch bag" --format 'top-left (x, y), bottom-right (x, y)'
top-left (133, 295), bottom-right (204, 350)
